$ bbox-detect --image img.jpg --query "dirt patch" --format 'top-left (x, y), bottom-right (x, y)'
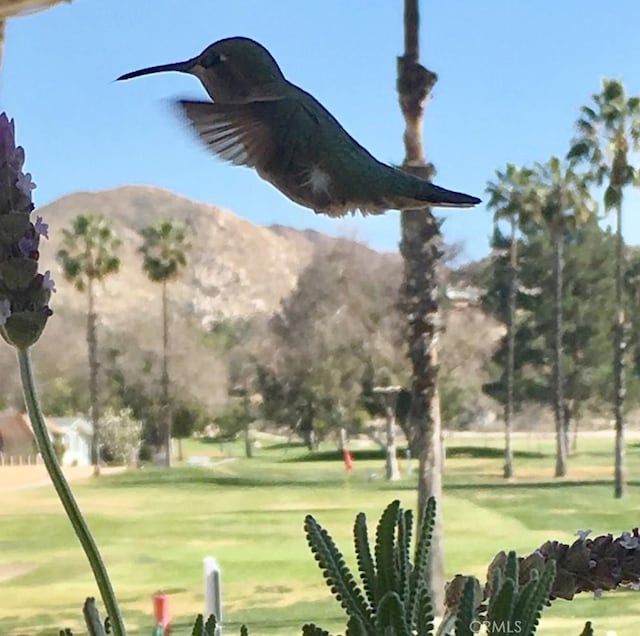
top-left (0, 561), bottom-right (36, 583)
top-left (0, 465), bottom-right (125, 492)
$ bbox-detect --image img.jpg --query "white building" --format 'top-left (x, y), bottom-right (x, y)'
top-left (48, 417), bottom-right (93, 467)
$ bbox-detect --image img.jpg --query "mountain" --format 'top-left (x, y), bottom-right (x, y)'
top-left (0, 185), bottom-right (500, 422)
top-left (37, 185), bottom-right (359, 328)
top-left (0, 185), bottom-right (395, 410)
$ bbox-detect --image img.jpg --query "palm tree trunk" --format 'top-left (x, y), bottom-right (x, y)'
top-left (504, 217), bottom-right (517, 479)
top-left (553, 231), bottom-right (568, 477)
top-left (398, 0), bottom-right (445, 614)
top-left (87, 278), bottom-right (100, 476)
top-left (161, 279), bottom-right (172, 468)
top-left (614, 202), bottom-right (625, 498)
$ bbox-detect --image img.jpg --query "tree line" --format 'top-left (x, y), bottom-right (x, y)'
top-left (482, 78), bottom-right (640, 496)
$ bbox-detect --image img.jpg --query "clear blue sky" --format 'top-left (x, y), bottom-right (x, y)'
top-left (2, 0), bottom-right (640, 261)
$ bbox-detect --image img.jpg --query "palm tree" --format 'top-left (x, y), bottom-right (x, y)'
top-left (531, 157), bottom-right (595, 477)
top-left (485, 164), bottom-right (535, 479)
top-left (567, 78), bottom-right (640, 498)
top-left (139, 219), bottom-right (190, 468)
top-left (57, 214), bottom-right (121, 476)
top-left (397, 0), bottom-right (444, 613)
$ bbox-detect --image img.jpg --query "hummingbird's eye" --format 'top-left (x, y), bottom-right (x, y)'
top-left (202, 51), bottom-right (226, 68)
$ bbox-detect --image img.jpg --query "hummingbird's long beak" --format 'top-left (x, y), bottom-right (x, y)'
top-left (116, 56), bottom-right (199, 81)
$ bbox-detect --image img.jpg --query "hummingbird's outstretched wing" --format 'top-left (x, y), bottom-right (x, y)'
top-left (178, 98), bottom-right (336, 212)
top-left (178, 100), bottom-right (275, 168)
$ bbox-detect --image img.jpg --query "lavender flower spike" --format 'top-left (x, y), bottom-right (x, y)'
top-left (0, 112), bottom-right (52, 348)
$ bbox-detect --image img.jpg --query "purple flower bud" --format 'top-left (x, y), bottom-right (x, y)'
top-left (42, 270), bottom-right (56, 292)
top-left (8, 147), bottom-right (25, 173)
top-left (16, 172), bottom-right (36, 197)
top-left (18, 235), bottom-right (38, 258)
top-left (0, 299), bottom-right (11, 326)
top-left (35, 215), bottom-right (49, 239)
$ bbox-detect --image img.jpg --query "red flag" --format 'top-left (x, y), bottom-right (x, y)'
top-left (343, 449), bottom-right (354, 472)
top-left (152, 594), bottom-right (171, 635)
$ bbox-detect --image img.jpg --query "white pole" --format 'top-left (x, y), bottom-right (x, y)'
top-left (203, 556), bottom-right (222, 633)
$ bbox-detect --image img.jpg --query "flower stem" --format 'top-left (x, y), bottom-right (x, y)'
top-left (17, 347), bottom-right (126, 636)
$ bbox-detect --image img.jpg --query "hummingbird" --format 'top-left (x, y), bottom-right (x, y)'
top-left (117, 37), bottom-right (480, 217)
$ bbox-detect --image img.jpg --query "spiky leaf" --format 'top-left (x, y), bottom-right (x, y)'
top-left (578, 621), bottom-right (594, 636)
top-left (191, 614), bottom-right (204, 636)
top-left (354, 512), bottom-right (378, 609)
top-left (454, 577), bottom-right (479, 636)
top-left (408, 497), bottom-right (436, 623)
top-left (191, 614), bottom-right (218, 636)
top-left (305, 514), bottom-right (373, 629)
top-left (487, 578), bottom-right (516, 627)
top-left (512, 569), bottom-right (541, 624)
top-left (376, 591), bottom-right (410, 636)
top-left (204, 614), bottom-right (218, 636)
top-left (415, 586), bottom-right (434, 636)
top-left (302, 624), bottom-right (334, 636)
top-left (504, 551), bottom-right (519, 585)
top-left (518, 560), bottom-right (556, 636)
top-left (375, 500), bottom-right (401, 597)
top-left (397, 508), bottom-right (413, 607)
top-left (346, 614), bottom-right (369, 636)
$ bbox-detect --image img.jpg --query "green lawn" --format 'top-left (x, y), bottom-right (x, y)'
top-left (2, 433), bottom-right (640, 635)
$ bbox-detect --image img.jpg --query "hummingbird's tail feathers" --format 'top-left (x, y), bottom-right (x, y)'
top-left (178, 100), bottom-right (273, 169)
top-left (412, 180), bottom-right (481, 208)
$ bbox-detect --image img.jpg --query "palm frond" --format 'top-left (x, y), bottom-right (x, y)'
top-left (566, 139), bottom-right (593, 162)
top-left (604, 184), bottom-right (622, 211)
top-left (579, 105), bottom-right (597, 121)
